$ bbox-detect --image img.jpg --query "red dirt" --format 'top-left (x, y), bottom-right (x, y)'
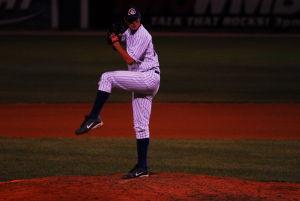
top-left (1, 173), bottom-right (300, 201)
top-left (0, 103), bottom-right (300, 139)
top-left (1, 103), bottom-right (300, 200)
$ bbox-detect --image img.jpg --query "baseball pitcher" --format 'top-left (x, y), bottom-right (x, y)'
top-left (75, 6), bottom-right (160, 179)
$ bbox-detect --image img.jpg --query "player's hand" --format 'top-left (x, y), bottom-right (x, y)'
top-left (107, 33), bottom-right (121, 44)
top-left (106, 21), bottom-right (126, 45)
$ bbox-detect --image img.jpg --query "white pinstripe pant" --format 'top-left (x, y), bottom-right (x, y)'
top-left (98, 70), bottom-right (160, 139)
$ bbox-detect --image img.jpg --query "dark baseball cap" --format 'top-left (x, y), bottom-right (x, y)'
top-left (124, 6), bottom-right (141, 23)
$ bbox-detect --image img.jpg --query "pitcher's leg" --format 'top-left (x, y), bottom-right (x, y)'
top-left (76, 70), bottom-right (158, 136)
top-left (132, 93), bottom-right (153, 171)
top-left (132, 93), bottom-right (153, 139)
top-left (98, 70), bottom-right (158, 94)
top-left (75, 90), bottom-right (109, 135)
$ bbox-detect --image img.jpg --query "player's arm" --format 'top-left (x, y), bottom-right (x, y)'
top-left (112, 41), bottom-right (135, 65)
top-left (108, 33), bottom-right (135, 65)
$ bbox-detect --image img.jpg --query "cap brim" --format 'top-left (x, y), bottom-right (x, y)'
top-left (125, 16), bottom-right (139, 23)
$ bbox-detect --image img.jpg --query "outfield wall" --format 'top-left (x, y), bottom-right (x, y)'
top-left (0, 0), bottom-right (300, 32)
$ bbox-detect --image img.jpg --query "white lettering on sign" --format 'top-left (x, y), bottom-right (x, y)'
top-left (151, 16), bottom-right (183, 26)
top-left (20, 0), bottom-right (32, 9)
top-left (0, 0), bottom-right (32, 10)
top-left (274, 0), bottom-right (300, 14)
top-left (275, 17), bottom-right (300, 28)
top-left (229, 0), bottom-right (273, 14)
top-left (223, 17), bottom-right (270, 27)
top-left (194, 0), bottom-right (227, 15)
top-left (0, 0), bottom-right (16, 9)
top-left (187, 17), bottom-right (219, 26)
top-left (194, 0), bottom-right (300, 15)
top-left (0, 0), bottom-right (45, 26)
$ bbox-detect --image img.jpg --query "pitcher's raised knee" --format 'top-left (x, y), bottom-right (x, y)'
top-left (98, 72), bottom-right (112, 93)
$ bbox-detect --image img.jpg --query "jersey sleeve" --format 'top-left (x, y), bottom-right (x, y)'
top-left (121, 32), bottom-right (127, 42)
top-left (126, 32), bottom-right (151, 63)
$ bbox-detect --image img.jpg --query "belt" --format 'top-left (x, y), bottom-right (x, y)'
top-left (154, 70), bottom-right (160, 75)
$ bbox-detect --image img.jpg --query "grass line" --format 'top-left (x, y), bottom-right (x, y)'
top-left (1, 137), bottom-right (299, 182)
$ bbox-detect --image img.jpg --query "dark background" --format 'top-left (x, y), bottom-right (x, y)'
top-left (0, 0), bottom-right (300, 32)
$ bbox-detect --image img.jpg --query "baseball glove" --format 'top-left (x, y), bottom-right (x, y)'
top-left (107, 21), bottom-right (127, 44)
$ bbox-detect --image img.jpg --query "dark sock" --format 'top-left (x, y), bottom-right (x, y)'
top-left (136, 138), bottom-right (150, 169)
top-left (88, 90), bottom-right (110, 119)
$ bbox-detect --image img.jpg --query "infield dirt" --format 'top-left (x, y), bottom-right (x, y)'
top-left (1, 173), bottom-right (300, 201)
top-left (1, 103), bottom-right (300, 139)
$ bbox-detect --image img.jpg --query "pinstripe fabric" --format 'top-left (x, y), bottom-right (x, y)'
top-left (98, 24), bottom-right (160, 139)
top-left (98, 70), bottom-right (159, 94)
top-left (132, 93), bottom-right (153, 139)
top-left (121, 25), bottom-right (159, 72)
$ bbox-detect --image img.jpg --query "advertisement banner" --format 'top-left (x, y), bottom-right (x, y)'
top-left (0, 0), bottom-right (299, 32)
top-left (90, 0), bottom-right (300, 32)
top-left (0, 0), bottom-right (54, 29)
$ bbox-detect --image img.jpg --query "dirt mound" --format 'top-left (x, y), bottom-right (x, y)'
top-left (1, 173), bottom-right (300, 201)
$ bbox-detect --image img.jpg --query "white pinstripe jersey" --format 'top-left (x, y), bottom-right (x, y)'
top-left (121, 25), bottom-right (160, 72)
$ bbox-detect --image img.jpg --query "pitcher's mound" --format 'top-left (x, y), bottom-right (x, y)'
top-left (1, 173), bottom-right (300, 201)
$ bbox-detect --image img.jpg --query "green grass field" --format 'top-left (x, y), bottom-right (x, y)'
top-left (0, 34), bottom-right (300, 103)
top-left (1, 137), bottom-right (300, 183)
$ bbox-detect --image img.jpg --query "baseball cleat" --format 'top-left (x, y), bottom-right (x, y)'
top-left (121, 164), bottom-right (149, 179)
top-left (75, 115), bottom-right (103, 135)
